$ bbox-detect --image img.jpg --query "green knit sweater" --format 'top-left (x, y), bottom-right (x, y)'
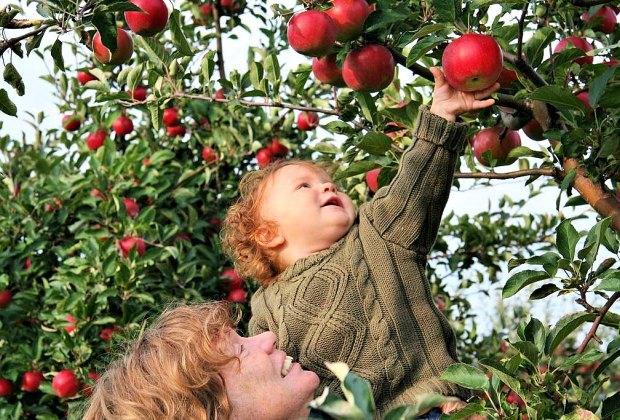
top-left (249, 106), bottom-right (471, 414)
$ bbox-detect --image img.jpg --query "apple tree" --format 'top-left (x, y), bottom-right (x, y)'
top-left (0, 0), bottom-right (619, 418)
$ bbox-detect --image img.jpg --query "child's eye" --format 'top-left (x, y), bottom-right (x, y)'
top-left (297, 182), bottom-right (310, 189)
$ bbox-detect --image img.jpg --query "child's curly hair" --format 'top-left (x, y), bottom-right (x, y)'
top-left (221, 159), bottom-right (328, 286)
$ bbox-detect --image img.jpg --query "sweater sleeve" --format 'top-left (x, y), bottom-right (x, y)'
top-left (363, 105), bottom-right (468, 253)
top-left (248, 287), bottom-right (270, 337)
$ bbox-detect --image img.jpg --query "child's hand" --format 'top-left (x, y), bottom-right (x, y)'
top-left (440, 399), bottom-right (487, 419)
top-left (428, 67), bottom-right (498, 122)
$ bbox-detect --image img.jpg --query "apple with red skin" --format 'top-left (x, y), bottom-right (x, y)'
top-left (0, 289), bottom-right (12, 308)
top-left (122, 198), bottom-right (140, 218)
top-left (163, 108), bottom-right (180, 126)
top-left (581, 6), bottom-right (617, 34)
top-left (326, 0), bottom-right (371, 42)
top-left (21, 371), bottom-right (45, 392)
top-left (268, 139), bottom-right (288, 157)
top-left (471, 126), bottom-right (522, 166)
top-left (506, 391), bottom-right (525, 407)
top-left (287, 10), bottom-right (337, 57)
top-left (124, 0), bottom-right (169, 37)
top-left (128, 86), bottom-right (147, 101)
top-left (0, 378), bottom-right (13, 397)
top-left (220, 0), bottom-right (240, 13)
top-left (576, 91), bottom-right (591, 110)
top-left (93, 28), bottom-right (134, 65)
top-left (442, 33), bottom-right (503, 92)
top-left (120, 237), bottom-right (146, 257)
top-left (199, 4), bottom-right (213, 24)
top-left (202, 146), bottom-right (218, 164)
top-left (91, 188), bottom-right (107, 200)
top-left (64, 315), bottom-right (77, 334)
top-left (112, 115), bottom-right (134, 136)
top-left (497, 67), bottom-right (518, 89)
top-left (603, 60), bottom-right (619, 68)
top-left (166, 125), bottom-right (186, 137)
top-left (220, 268), bottom-right (243, 290)
top-left (226, 288), bottom-right (247, 303)
top-left (256, 148), bottom-right (273, 169)
top-left (342, 44), bottom-right (395, 92)
top-left (522, 118), bottom-right (545, 140)
top-left (86, 129), bottom-right (107, 151)
top-left (62, 115), bottom-right (81, 132)
top-left (312, 54), bottom-right (345, 87)
top-left (215, 88), bottom-right (226, 100)
top-left (436, 298), bottom-right (445, 311)
top-left (25, 257), bottom-right (31, 269)
top-left (553, 36), bottom-right (593, 65)
top-left (77, 70), bottom-right (97, 85)
top-left (100, 327), bottom-right (121, 342)
top-left (365, 168), bottom-right (380, 193)
top-left (52, 370), bottom-right (80, 398)
top-left (297, 111), bottom-right (319, 131)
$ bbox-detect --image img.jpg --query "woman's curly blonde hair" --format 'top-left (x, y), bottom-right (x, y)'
top-left (83, 302), bottom-right (239, 420)
top-left (221, 159), bottom-right (328, 286)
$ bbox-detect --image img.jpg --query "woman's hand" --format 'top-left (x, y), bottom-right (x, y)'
top-left (440, 399), bottom-right (487, 419)
top-left (429, 67), bottom-right (499, 122)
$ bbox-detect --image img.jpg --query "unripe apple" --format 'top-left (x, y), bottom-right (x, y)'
top-left (77, 70), bottom-right (97, 85)
top-left (166, 124), bottom-right (186, 137)
top-left (0, 289), bottom-right (12, 308)
top-left (297, 111), bottom-right (319, 131)
top-left (128, 86), bottom-right (147, 101)
top-left (471, 126), bottom-right (521, 166)
top-left (120, 236), bottom-right (146, 257)
top-left (220, 268), bottom-right (243, 290)
top-left (581, 6), bottom-right (617, 34)
top-left (442, 33), bottom-right (503, 92)
top-left (268, 139), bottom-right (288, 157)
top-left (312, 54), bottom-right (346, 87)
top-left (497, 68), bottom-right (518, 89)
top-left (163, 107), bottom-right (180, 126)
top-left (287, 10), bottom-right (337, 57)
top-left (553, 36), bottom-right (593, 65)
top-left (112, 115), bottom-right (134, 136)
top-left (256, 148), bottom-right (273, 169)
top-left (522, 118), bottom-right (545, 140)
top-left (226, 288), bottom-right (247, 303)
top-left (122, 198), bottom-right (140, 218)
top-left (342, 44), bottom-right (395, 92)
top-left (99, 327), bottom-right (121, 342)
top-left (62, 115), bottom-right (81, 132)
top-left (0, 378), bottom-right (13, 397)
top-left (325, 0), bottom-right (371, 42)
top-left (86, 129), bottom-right (107, 151)
top-left (124, 0), bottom-right (169, 37)
top-left (202, 146), bottom-right (218, 164)
top-left (93, 28), bottom-right (134, 65)
top-left (52, 370), bottom-right (80, 398)
top-left (365, 168), bottom-right (380, 193)
top-left (64, 314), bottom-right (77, 334)
top-left (21, 371), bottom-right (45, 392)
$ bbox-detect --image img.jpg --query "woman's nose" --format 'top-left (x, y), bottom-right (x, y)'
top-left (251, 331), bottom-right (277, 353)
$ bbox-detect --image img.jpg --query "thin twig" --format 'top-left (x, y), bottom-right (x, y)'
top-left (455, 168), bottom-right (557, 179)
top-left (2, 18), bottom-right (43, 29)
top-left (567, 0), bottom-right (614, 5)
top-left (0, 24), bottom-right (52, 57)
top-left (517, 1), bottom-right (529, 60)
top-left (212, 0), bottom-right (225, 79)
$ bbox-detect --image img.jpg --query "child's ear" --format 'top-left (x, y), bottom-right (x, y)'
top-left (254, 224), bottom-right (284, 249)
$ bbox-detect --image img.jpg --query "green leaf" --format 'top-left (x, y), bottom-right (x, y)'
top-left (602, 392), bottom-right (620, 419)
top-left (149, 150), bottom-right (176, 164)
top-left (0, 89), bottom-right (17, 116)
top-left (201, 51), bottom-right (216, 82)
top-left (503, 270), bottom-right (550, 298)
top-left (26, 30), bottom-right (45, 55)
top-left (589, 66), bottom-right (616, 108)
top-left (127, 64), bottom-right (144, 93)
top-left (524, 318), bottom-right (547, 354)
top-left (511, 341), bottom-right (540, 368)
top-left (169, 10), bottom-right (192, 56)
top-left (479, 358), bottom-right (521, 392)
top-left (407, 35), bottom-right (444, 66)
top-left (323, 121), bottom-right (356, 135)
top-left (556, 219), bottom-right (579, 260)
top-left (342, 371), bottom-right (375, 416)
top-left (265, 53), bottom-right (281, 83)
top-left (545, 312), bottom-right (593, 355)
top-left (530, 283), bottom-right (560, 300)
top-left (560, 348), bottom-right (603, 369)
top-left (312, 142), bottom-right (340, 155)
top-left (356, 93), bottom-right (378, 125)
top-left (136, 37), bottom-right (168, 69)
top-left (523, 27), bottom-right (555, 68)
top-left (3, 63), bottom-right (25, 96)
top-left (148, 101), bottom-right (160, 131)
top-left (439, 363), bottom-right (489, 390)
top-left (334, 161), bottom-right (381, 181)
top-left (50, 38), bottom-right (65, 71)
top-left (531, 86), bottom-right (586, 113)
top-left (593, 347), bottom-right (620, 378)
top-left (506, 146), bottom-right (546, 160)
top-left (357, 132), bottom-right (392, 155)
top-left (578, 217), bottom-right (612, 273)
top-left (91, 12), bottom-right (117, 53)
top-left (595, 270), bottom-right (620, 291)
top-left (560, 168), bottom-right (577, 191)
top-left (433, 0), bottom-right (457, 23)
top-left (249, 62), bottom-right (264, 91)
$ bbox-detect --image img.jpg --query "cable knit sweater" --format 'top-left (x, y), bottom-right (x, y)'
top-left (249, 106), bottom-right (471, 414)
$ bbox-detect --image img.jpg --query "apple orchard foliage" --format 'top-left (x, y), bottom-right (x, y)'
top-left (0, 0), bottom-right (619, 418)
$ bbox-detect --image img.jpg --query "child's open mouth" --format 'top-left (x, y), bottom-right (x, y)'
top-left (321, 196), bottom-right (342, 208)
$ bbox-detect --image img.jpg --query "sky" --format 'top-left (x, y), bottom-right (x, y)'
top-left (0, 0), bottom-right (612, 340)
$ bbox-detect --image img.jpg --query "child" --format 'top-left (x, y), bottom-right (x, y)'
top-left (222, 67), bottom-right (497, 415)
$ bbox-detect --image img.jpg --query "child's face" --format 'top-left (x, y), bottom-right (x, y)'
top-left (259, 164), bottom-right (356, 254)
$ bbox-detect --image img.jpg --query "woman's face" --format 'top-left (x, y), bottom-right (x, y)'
top-left (220, 330), bottom-right (320, 420)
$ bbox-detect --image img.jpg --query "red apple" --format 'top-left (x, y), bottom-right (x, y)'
top-left (163, 107), bottom-right (180, 126)
top-left (166, 124), bottom-right (186, 137)
top-left (128, 86), bottom-right (147, 101)
top-left (436, 297), bottom-right (445, 311)
top-left (226, 288), bottom-right (247, 303)
top-left (24, 257), bottom-right (31, 269)
top-left (122, 198), bottom-right (140, 218)
top-left (21, 371), bottom-right (45, 392)
top-left (64, 315), bottom-right (77, 334)
top-left (471, 126), bottom-right (521, 166)
top-left (207, 218), bottom-right (222, 234)
top-left (603, 59), bottom-right (619, 67)
top-left (581, 6), bottom-right (617, 34)
top-left (112, 115), bottom-right (134, 136)
top-left (297, 111), bottom-right (319, 131)
top-left (576, 91), bottom-right (591, 110)
top-left (365, 168), bottom-right (380, 193)
top-left (93, 28), bottom-right (134, 65)
top-left (497, 67), bottom-right (518, 89)
top-left (442, 33), bottom-right (503, 92)
top-left (326, 0), bottom-right (371, 41)
top-left (86, 129), bottom-right (107, 151)
top-left (287, 10), bottom-right (337, 57)
top-left (256, 148), bottom-right (273, 169)
top-left (199, 4), bottom-right (214, 24)
top-left (202, 146), bottom-right (218, 164)
top-left (220, 0), bottom-right (239, 13)
top-left (553, 36), bottom-right (593, 66)
top-left (0, 289), bottom-right (12, 308)
top-left (77, 70), bottom-right (97, 85)
top-left (91, 188), bottom-right (107, 200)
top-left (312, 54), bottom-right (346, 87)
top-left (522, 118), bottom-right (545, 141)
top-left (62, 115), bottom-right (81, 132)
top-left (52, 370), bottom-right (80, 398)
top-left (120, 236), bottom-right (146, 257)
top-left (124, 0), bottom-right (169, 37)
top-left (99, 327), bottom-right (121, 342)
top-left (215, 88), bottom-right (226, 100)
top-left (268, 139), bottom-right (288, 157)
top-left (506, 391), bottom-right (525, 407)
top-left (220, 268), bottom-right (243, 290)
top-left (0, 378), bottom-right (13, 397)
top-left (342, 44), bottom-right (395, 92)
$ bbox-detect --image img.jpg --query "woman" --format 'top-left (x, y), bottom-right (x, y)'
top-left (83, 302), bottom-right (320, 419)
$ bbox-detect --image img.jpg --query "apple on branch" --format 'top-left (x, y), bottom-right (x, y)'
top-left (365, 168), bottom-right (381, 193)
top-left (287, 10), bottom-right (337, 57)
top-left (471, 126), bottom-right (521, 166)
top-left (124, 0), bottom-right (169, 37)
top-left (312, 54), bottom-right (346, 87)
top-left (342, 44), bottom-right (395, 92)
top-left (62, 115), bottom-right (81, 132)
top-left (92, 28), bottom-right (134, 65)
top-left (553, 36), bottom-right (593, 65)
top-left (325, 0), bottom-right (371, 42)
top-left (112, 115), bottom-right (134, 136)
top-left (86, 129), bottom-right (107, 151)
top-left (21, 371), bottom-right (45, 392)
top-left (297, 111), bottom-right (319, 131)
top-left (52, 370), bottom-right (80, 398)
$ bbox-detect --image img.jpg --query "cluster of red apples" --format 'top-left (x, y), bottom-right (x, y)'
top-left (220, 268), bottom-right (247, 303)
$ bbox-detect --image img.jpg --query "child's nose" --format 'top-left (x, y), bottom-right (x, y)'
top-left (322, 182), bottom-right (336, 192)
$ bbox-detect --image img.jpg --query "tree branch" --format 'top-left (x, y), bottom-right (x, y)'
top-left (0, 24), bottom-right (51, 57)
top-left (567, 0), bottom-right (615, 6)
top-left (503, 52), bottom-right (548, 88)
top-left (2, 18), bottom-right (44, 29)
top-left (212, 0), bottom-right (226, 80)
top-left (517, 1), bottom-right (529, 60)
top-left (455, 168), bottom-right (557, 179)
